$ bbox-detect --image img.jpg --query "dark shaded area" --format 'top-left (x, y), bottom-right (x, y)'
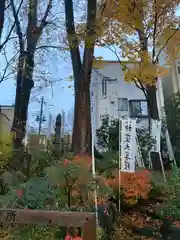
top-left (127, 218), bottom-right (180, 239)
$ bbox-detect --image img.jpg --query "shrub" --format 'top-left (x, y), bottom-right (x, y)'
top-left (149, 171), bottom-right (166, 199)
top-left (95, 152), bottom-right (118, 174)
top-left (0, 153), bottom-right (114, 239)
top-left (106, 169), bottom-right (152, 205)
top-left (0, 133), bottom-right (14, 173)
top-left (0, 174), bottom-right (66, 239)
top-left (96, 227), bottom-right (105, 240)
top-left (0, 133), bottom-right (14, 194)
top-left (30, 150), bottom-right (54, 176)
top-left (156, 168), bottom-right (180, 219)
top-left (136, 126), bottom-right (156, 167)
top-left (45, 154), bottom-right (111, 210)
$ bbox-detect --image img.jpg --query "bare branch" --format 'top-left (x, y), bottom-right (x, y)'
top-left (39, 0), bottom-right (53, 30)
top-left (152, 0), bottom-right (158, 63)
top-left (35, 45), bottom-right (66, 51)
top-left (0, 0), bottom-right (23, 52)
top-left (135, 79), bottom-right (148, 99)
top-left (0, 49), bottom-right (19, 83)
top-left (0, 112), bottom-right (10, 121)
top-left (155, 25), bottom-right (180, 62)
top-left (10, 0), bottom-right (24, 52)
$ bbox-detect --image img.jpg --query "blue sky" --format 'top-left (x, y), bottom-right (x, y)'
top-left (0, 47), bottom-right (116, 108)
top-left (0, 45), bottom-right (116, 131)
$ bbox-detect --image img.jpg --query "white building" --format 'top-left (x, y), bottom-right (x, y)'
top-left (0, 105), bottom-right (14, 136)
top-left (160, 59), bottom-right (180, 102)
top-left (91, 60), bottom-right (149, 130)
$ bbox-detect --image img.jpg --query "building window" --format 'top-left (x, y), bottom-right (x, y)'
top-left (118, 98), bottom-right (128, 111)
top-left (129, 100), bottom-right (148, 117)
top-left (102, 78), bottom-right (107, 95)
top-left (177, 66), bottom-right (180, 74)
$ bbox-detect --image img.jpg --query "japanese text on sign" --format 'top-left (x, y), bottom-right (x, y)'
top-left (120, 119), bottom-right (136, 172)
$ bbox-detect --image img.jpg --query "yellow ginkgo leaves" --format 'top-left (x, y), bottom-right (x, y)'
top-left (123, 51), bottom-right (169, 85)
top-left (158, 27), bottom-right (180, 61)
top-left (100, 0), bottom-right (146, 31)
top-left (124, 61), bottom-right (169, 85)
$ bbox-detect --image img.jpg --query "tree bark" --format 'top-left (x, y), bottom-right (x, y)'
top-left (147, 85), bottom-right (159, 120)
top-left (64, 0), bottom-right (96, 155)
top-left (0, 0), bottom-right (5, 41)
top-left (12, 53), bottom-right (35, 149)
top-left (11, 0), bottom-right (52, 149)
top-left (72, 79), bottom-right (92, 154)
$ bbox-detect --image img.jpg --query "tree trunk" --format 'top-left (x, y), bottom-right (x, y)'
top-left (72, 79), bottom-right (91, 154)
top-left (0, 0), bottom-right (5, 41)
top-left (65, 0), bottom-right (96, 155)
top-left (11, 53), bottom-right (34, 149)
top-left (137, 29), bottom-right (159, 120)
top-left (11, 0), bottom-right (52, 149)
top-left (147, 85), bottom-right (159, 120)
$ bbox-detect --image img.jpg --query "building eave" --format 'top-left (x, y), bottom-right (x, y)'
top-left (95, 60), bottom-right (139, 64)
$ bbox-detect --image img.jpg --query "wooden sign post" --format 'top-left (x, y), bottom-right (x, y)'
top-left (0, 209), bottom-right (96, 240)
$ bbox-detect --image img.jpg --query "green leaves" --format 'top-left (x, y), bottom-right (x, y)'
top-left (96, 114), bottom-right (119, 152)
top-left (155, 168), bottom-right (180, 219)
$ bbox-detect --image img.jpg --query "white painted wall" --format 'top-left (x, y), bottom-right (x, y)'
top-left (91, 61), bottom-right (148, 131)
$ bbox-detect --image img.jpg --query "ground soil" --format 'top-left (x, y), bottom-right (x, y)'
top-left (112, 199), bottom-right (180, 240)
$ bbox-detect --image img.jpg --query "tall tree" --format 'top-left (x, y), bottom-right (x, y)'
top-left (10, 0), bottom-right (53, 148)
top-left (99, 0), bottom-right (180, 120)
top-left (0, 0), bottom-right (6, 41)
top-left (64, 0), bottom-right (97, 154)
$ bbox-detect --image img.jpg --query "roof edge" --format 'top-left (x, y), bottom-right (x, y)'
top-left (0, 105), bottom-right (14, 108)
top-left (95, 60), bottom-right (139, 64)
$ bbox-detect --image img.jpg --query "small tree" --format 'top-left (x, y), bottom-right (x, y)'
top-left (99, 0), bottom-right (180, 120)
top-left (96, 114), bottom-right (155, 166)
top-left (96, 114), bottom-right (119, 152)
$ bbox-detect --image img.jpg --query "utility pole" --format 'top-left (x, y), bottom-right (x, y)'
top-left (38, 96), bottom-right (44, 137)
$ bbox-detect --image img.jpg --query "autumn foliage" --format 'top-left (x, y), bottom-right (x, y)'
top-left (63, 155), bottom-right (152, 205)
top-left (61, 155), bottom-right (153, 206)
top-left (106, 169), bottom-right (152, 205)
top-left (57, 154), bottom-right (95, 208)
top-left (71, 154), bottom-right (92, 169)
